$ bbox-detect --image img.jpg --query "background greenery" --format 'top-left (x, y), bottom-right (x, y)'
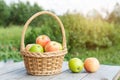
top-left (0, 0), bottom-right (120, 66)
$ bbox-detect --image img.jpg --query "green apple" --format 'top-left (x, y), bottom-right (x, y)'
top-left (29, 44), bottom-right (44, 53)
top-left (68, 58), bottom-right (84, 73)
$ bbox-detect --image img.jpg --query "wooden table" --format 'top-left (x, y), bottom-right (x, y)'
top-left (0, 61), bottom-right (120, 80)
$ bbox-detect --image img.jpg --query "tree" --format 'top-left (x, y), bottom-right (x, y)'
top-left (0, 0), bottom-right (10, 26)
top-left (107, 3), bottom-right (120, 24)
top-left (9, 1), bottom-right (43, 25)
top-left (86, 9), bottom-right (103, 20)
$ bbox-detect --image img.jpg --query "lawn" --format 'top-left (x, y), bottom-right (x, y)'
top-left (0, 25), bottom-right (31, 61)
top-left (0, 26), bottom-right (120, 66)
top-left (0, 26), bottom-right (22, 44)
top-left (65, 45), bottom-right (120, 65)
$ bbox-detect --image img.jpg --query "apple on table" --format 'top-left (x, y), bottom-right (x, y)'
top-left (68, 58), bottom-right (84, 73)
top-left (84, 57), bottom-right (100, 73)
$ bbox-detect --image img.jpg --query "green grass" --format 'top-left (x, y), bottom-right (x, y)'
top-left (0, 25), bottom-right (23, 49)
top-left (65, 44), bottom-right (120, 65)
top-left (0, 26), bottom-right (120, 66)
top-left (0, 25), bottom-right (31, 44)
top-left (0, 25), bottom-right (31, 61)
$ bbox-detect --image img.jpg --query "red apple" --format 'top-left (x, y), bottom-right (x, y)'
top-left (36, 35), bottom-right (51, 47)
top-left (45, 41), bottom-right (62, 52)
top-left (25, 44), bottom-right (35, 51)
top-left (84, 57), bottom-right (100, 73)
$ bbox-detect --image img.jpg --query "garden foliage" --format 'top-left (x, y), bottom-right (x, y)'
top-left (0, 1), bottom-right (120, 63)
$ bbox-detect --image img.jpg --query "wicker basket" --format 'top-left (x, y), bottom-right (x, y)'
top-left (20, 11), bottom-right (67, 76)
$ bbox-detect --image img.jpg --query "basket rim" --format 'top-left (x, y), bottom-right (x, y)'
top-left (21, 48), bottom-right (67, 57)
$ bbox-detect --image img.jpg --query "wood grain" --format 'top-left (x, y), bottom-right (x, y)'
top-left (82, 65), bottom-right (120, 80)
top-left (0, 62), bottom-right (120, 80)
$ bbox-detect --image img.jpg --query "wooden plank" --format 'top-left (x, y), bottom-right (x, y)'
top-left (0, 68), bottom-right (26, 80)
top-left (0, 62), bottom-right (28, 80)
top-left (0, 61), bottom-right (120, 80)
top-left (0, 68), bottom-right (55, 80)
top-left (1, 62), bottom-right (85, 80)
top-left (15, 62), bottom-right (70, 80)
top-left (48, 62), bottom-right (88, 80)
top-left (113, 70), bottom-right (120, 80)
top-left (16, 73), bottom-right (56, 80)
top-left (17, 62), bottom-right (88, 80)
top-left (48, 70), bottom-right (88, 80)
top-left (81, 65), bottom-right (120, 80)
top-left (0, 62), bottom-right (24, 75)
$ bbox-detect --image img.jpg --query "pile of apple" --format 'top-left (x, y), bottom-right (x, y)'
top-left (25, 35), bottom-right (62, 53)
top-left (68, 57), bottom-right (100, 73)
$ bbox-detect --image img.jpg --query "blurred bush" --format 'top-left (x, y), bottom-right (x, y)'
top-left (0, 0), bottom-right (10, 26)
top-left (62, 13), bottom-right (115, 52)
top-left (0, 0), bottom-right (44, 27)
top-left (1, 0), bottom-right (120, 61)
top-left (25, 12), bottom-right (118, 55)
top-left (0, 43), bottom-right (22, 62)
top-left (107, 3), bottom-right (120, 24)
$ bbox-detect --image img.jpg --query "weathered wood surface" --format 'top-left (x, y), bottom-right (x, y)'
top-left (0, 61), bottom-right (120, 80)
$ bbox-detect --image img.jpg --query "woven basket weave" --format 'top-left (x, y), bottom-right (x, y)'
top-left (20, 11), bottom-right (67, 76)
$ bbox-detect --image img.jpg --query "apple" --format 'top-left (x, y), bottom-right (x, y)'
top-left (29, 44), bottom-right (44, 53)
top-left (25, 44), bottom-right (35, 51)
top-left (45, 41), bottom-right (62, 52)
top-left (68, 58), bottom-right (84, 73)
top-left (84, 57), bottom-right (100, 73)
top-left (36, 35), bottom-right (51, 47)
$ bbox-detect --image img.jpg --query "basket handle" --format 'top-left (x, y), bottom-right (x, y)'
top-left (20, 11), bottom-right (67, 51)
